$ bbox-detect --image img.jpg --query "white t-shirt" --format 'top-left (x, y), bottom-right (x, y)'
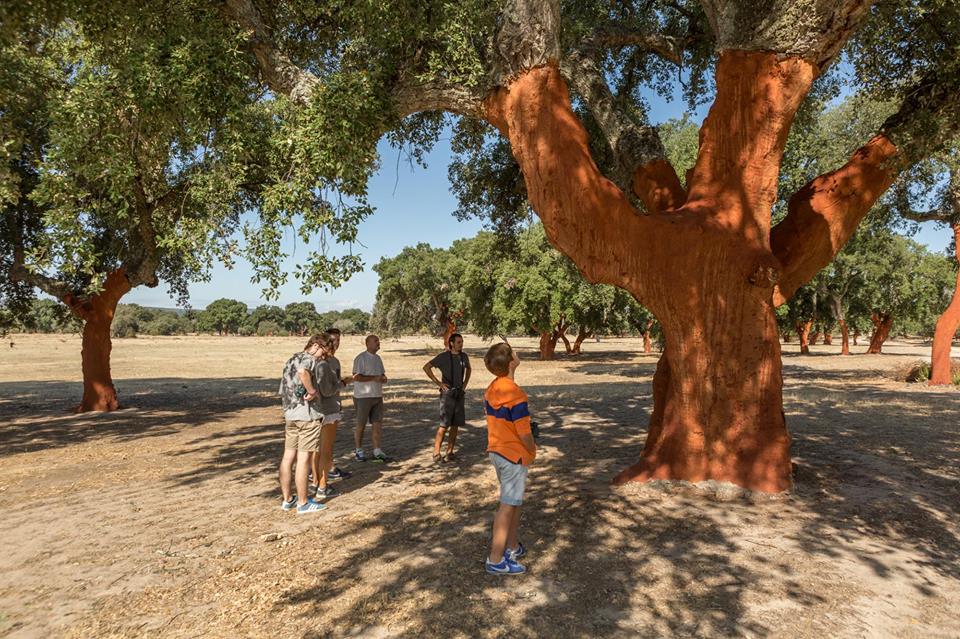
top-left (352, 351), bottom-right (386, 398)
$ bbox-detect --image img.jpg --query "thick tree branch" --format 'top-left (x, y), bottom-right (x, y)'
top-left (587, 28), bottom-right (686, 65)
top-left (698, 0), bottom-right (874, 71)
top-left (221, 0), bottom-right (319, 106)
top-left (560, 49), bottom-right (685, 212)
top-left (772, 76), bottom-right (960, 304)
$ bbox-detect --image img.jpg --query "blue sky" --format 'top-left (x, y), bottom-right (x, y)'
top-left (126, 87), bottom-right (950, 311)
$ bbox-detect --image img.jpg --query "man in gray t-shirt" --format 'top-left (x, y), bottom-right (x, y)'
top-left (423, 333), bottom-right (471, 463)
top-left (277, 335), bottom-right (330, 514)
top-left (352, 334), bottom-right (389, 462)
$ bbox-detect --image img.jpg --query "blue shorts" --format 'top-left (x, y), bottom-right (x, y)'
top-left (489, 453), bottom-right (528, 506)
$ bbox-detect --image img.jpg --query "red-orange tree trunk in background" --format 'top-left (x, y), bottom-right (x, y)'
top-left (538, 330), bottom-right (557, 360)
top-left (823, 333), bottom-right (833, 345)
top-left (642, 319), bottom-right (654, 353)
top-left (867, 312), bottom-right (893, 354)
top-left (486, 52), bottom-right (816, 492)
top-left (809, 331), bottom-right (820, 345)
top-left (930, 224), bottom-right (960, 384)
top-left (571, 326), bottom-right (591, 354)
top-left (796, 320), bottom-right (812, 355)
top-left (839, 319), bottom-right (851, 355)
top-left (62, 269), bottom-right (132, 412)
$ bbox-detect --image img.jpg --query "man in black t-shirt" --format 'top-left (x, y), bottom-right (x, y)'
top-left (422, 333), bottom-right (471, 463)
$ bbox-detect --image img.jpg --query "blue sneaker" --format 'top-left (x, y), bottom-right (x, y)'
top-left (296, 499), bottom-right (327, 515)
top-left (328, 467), bottom-right (352, 480)
top-left (506, 542), bottom-right (526, 561)
top-left (355, 449), bottom-right (367, 462)
top-left (281, 497), bottom-right (298, 511)
top-left (485, 557), bottom-right (526, 575)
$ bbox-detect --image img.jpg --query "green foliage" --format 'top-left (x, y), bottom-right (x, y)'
top-left (197, 298), bottom-right (248, 335)
top-left (256, 320), bottom-right (284, 337)
top-left (283, 301), bottom-right (319, 336)
top-left (13, 298), bottom-right (81, 333)
top-left (659, 115), bottom-right (700, 188)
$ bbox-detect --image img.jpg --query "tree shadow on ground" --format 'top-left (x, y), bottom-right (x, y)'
top-left (0, 376), bottom-right (426, 458)
top-left (138, 376), bottom-right (960, 636)
top-left (7, 370), bottom-right (960, 636)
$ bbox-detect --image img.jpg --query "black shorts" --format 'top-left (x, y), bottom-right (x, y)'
top-left (439, 389), bottom-right (465, 427)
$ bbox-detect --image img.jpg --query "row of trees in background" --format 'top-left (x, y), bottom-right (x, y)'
top-left (12, 300), bottom-right (370, 338)
top-left (372, 223), bottom-right (656, 360)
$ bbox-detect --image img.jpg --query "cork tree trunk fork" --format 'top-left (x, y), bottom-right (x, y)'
top-left (223, 0), bottom-right (960, 493)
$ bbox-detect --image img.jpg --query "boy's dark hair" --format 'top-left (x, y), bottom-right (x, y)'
top-left (484, 342), bottom-right (513, 377)
top-left (305, 333), bottom-right (333, 350)
top-left (448, 332), bottom-right (463, 347)
top-left (326, 327), bottom-right (342, 336)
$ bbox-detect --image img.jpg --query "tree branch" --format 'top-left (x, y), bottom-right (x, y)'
top-left (221, 0), bottom-right (320, 106)
top-left (772, 73), bottom-right (960, 304)
top-left (586, 28), bottom-right (686, 65)
top-left (560, 49), bottom-right (685, 212)
top-left (698, 0), bottom-right (875, 72)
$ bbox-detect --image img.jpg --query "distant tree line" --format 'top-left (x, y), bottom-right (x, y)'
top-left (11, 299), bottom-right (370, 338)
top-left (370, 223), bottom-right (659, 360)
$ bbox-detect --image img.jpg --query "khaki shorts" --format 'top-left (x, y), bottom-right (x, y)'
top-left (285, 420), bottom-right (322, 452)
top-left (354, 397), bottom-right (384, 427)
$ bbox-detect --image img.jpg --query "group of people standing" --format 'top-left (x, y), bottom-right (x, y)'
top-left (278, 329), bottom-right (388, 515)
top-left (278, 331), bottom-right (535, 575)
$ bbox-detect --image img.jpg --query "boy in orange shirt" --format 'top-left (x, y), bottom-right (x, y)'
top-left (482, 342), bottom-right (536, 575)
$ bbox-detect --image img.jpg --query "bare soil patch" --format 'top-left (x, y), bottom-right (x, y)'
top-left (1, 334), bottom-right (959, 638)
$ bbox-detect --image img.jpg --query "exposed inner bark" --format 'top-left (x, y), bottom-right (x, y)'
top-left (796, 320), bottom-right (812, 355)
top-left (61, 269), bottom-right (132, 412)
top-left (867, 312), bottom-right (893, 354)
top-left (538, 330), bottom-right (558, 360)
top-left (823, 332), bottom-right (833, 345)
top-left (809, 331), bottom-right (820, 345)
top-left (772, 135), bottom-right (898, 304)
top-left (930, 223), bottom-right (960, 385)
top-left (642, 319), bottom-right (655, 354)
top-left (485, 51), bottom-right (814, 492)
top-left (571, 326), bottom-right (592, 354)
top-left (839, 319), bottom-right (850, 356)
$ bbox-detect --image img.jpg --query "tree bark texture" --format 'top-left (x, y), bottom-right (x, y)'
top-left (571, 326), bottom-right (592, 354)
top-left (61, 269), bottom-right (132, 412)
top-left (809, 331), bottom-right (820, 346)
top-left (796, 320), bottom-right (812, 355)
top-left (867, 312), bottom-right (893, 354)
top-left (538, 330), bottom-right (558, 360)
top-left (485, 51), bottom-right (813, 492)
top-left (823, 332), bottom-right (832, 345)
top-left (930, 224), bottom-right (960, 385)
top-left (839, 319), bottom-right (850, 356)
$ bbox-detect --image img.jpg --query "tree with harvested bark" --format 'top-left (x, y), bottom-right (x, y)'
top-left (371, 243), bottom-right (467, 341)
top-left (22, 0), bottom-right (957, 487)
top-left (204, 0), bottom-right (960, 492)
top-left (1, 20), bottom-right (265, 411)
top-left (889, 151), bottom-right (960, 384)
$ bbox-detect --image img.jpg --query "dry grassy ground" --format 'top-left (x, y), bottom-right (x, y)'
top-left (0, 333), bottom-right (959, 639)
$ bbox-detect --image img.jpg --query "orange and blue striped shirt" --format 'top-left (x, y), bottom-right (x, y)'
top-left (484, 375), bottom-right (535, 465)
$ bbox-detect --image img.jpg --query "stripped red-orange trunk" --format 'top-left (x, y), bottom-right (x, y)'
top-left (484, 52), bottom-right (814, 493)
top-left (538, 330), bottom-right (558, 360)
top-left (442, 318), bottom-right (457, 347)
top-left (642, 319), bottom-right (655, 353)
top-left (809, 331), bottom-right (820, 345)
top-left (867, 312), bottom-right (893, 354)
top-left (62, 269), bottom-right (132, 412)
top-left (571, 326), bottom-right (591, 354)
top-left (823, 333), bottom-right (832, 345)
top-left (930, 224), bottom-right (960, 384)
top-left (796, 320), bottom-right (812, 354)
top-left (839, 319), bottom-right (850, 355)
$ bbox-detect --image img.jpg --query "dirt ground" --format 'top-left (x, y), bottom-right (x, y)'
top-left (0, 333), bottom-right (959, 639)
